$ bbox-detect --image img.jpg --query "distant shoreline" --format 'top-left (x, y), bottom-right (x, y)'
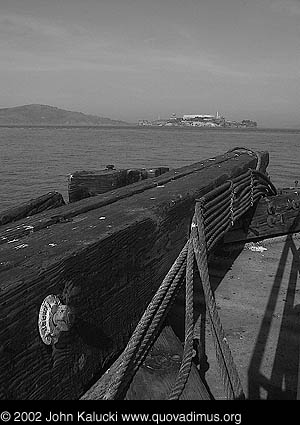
top-left (0, 124), bottom-right (299, 131)
top-left (0, 124), bottom-right (134, 129)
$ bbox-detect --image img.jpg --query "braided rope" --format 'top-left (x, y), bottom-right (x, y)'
top-left (193, 203), bottom-right (245, 400)
top-left (228, 180), bottom-right (235, 226)
top-left (168, 237), bottom-right (195, 400)
top-left (114, 260), bottom-right (187, 397)
top-left (249, 169), bottom-right (254, 206)
top-left (102, 244), bottom-right (188, 399)
top-left (166, 171), bottom-right (275, 399)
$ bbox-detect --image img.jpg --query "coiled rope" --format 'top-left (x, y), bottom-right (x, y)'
top-left (95, 158), bottom-right (276, 401)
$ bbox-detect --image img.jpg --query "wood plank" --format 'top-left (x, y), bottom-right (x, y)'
top-left (68, 167), bottom-right (170, 203)
top-left (125, 326), bottom-right (210, 400)
top-left (0, 192), bottom-right (65, 226)
top-left (224, 188), bottom-right (300, 244)
top-left (68, 169), bottom-right (127, 203)
top-left (0, 151), bottom-right (268, 400)
top-left (298, 350), bottom-right (300, 400)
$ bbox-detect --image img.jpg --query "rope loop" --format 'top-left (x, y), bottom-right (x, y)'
top-left (168, 237), bottom-right (195, 400)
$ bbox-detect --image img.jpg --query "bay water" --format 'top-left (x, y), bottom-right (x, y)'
top-left (0, 126), bottom-right (299, 211)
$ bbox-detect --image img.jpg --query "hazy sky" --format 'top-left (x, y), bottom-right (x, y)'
top-left (1, 0), bottom-right (299, 126)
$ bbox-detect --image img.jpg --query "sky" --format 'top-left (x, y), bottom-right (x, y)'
top-left (1, 0), bottom-right (300, 127)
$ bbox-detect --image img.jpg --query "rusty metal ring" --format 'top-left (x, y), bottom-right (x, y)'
top-left (38, 294), bottom-right (74, 345)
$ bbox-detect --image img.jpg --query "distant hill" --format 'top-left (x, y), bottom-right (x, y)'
top-left (0, 104), bottom-right (131, 126)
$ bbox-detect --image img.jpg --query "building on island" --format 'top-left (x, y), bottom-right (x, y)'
top-left (182, 112), bottom-right (225, 127)
top-left (138, 112), bottom-right (257, 128)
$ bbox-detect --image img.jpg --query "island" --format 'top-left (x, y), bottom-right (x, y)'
top-left (138, 112), bottom-right (257, 128)
top-left (0, 104), bottom-right (131, 126)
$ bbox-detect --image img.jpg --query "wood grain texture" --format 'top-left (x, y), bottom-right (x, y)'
top-left (0, 192), bottom-right (65, 226)
top-left (68, 167), bottom-right (170, 203)
top-left (0, 151), bottom-right (267, 400)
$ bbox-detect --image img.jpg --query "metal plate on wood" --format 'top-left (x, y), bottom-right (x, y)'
top-left (38, 294), bottom-right (62, 345)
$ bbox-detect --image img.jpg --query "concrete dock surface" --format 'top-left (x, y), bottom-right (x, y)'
top-left (204, 233), bottom-right (300, 399)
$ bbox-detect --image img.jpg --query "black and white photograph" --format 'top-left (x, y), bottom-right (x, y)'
top-left (0, 0), bottom-right (299, 413)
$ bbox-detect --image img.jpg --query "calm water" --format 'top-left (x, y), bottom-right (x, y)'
top-left (0, 126), bottom-right (299, 210)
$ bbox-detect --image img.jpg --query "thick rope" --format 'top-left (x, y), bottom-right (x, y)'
top-left (96, 160), bottom-right (276, 400)
top-left (168, 237), bottom-right (195, 400)
top-left (167, 168), bottom-right (277, 400)
top-left (102, 245), bottom-right (188, 399)
top-left (193, 203), bottom-right (245, 400)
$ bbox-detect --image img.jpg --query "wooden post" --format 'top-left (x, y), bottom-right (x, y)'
top-left (0, 150), bottom-right (268, 400)
top-left (68, 167), bottom-right (170, 203)
top-left (0, 192), bottom-right (65, 226)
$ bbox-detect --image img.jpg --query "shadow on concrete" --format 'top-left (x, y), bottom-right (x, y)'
top-left (248, 233), bottom-right (300, 399)
top-left (168, 207), bottom-right (300, 400)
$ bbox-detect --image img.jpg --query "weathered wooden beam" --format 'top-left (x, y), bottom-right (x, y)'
top-left (224, 188), bottom-right (300, 244)
top-left (0, 192), bottom-right (65, 226)
top-left (0, 150), bottom-right (268, 400)
top-left (0, 151), bottom-right (267, 245)
top-left (298, 347), bottom-right (300, 400)
top-left (68, 167), bottom-right (170, 203)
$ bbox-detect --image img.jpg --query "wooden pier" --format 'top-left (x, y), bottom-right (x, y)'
top-left (1, 148), bottom-right (299, 400)
top-left (0, 150), bottom-right (267, 400)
